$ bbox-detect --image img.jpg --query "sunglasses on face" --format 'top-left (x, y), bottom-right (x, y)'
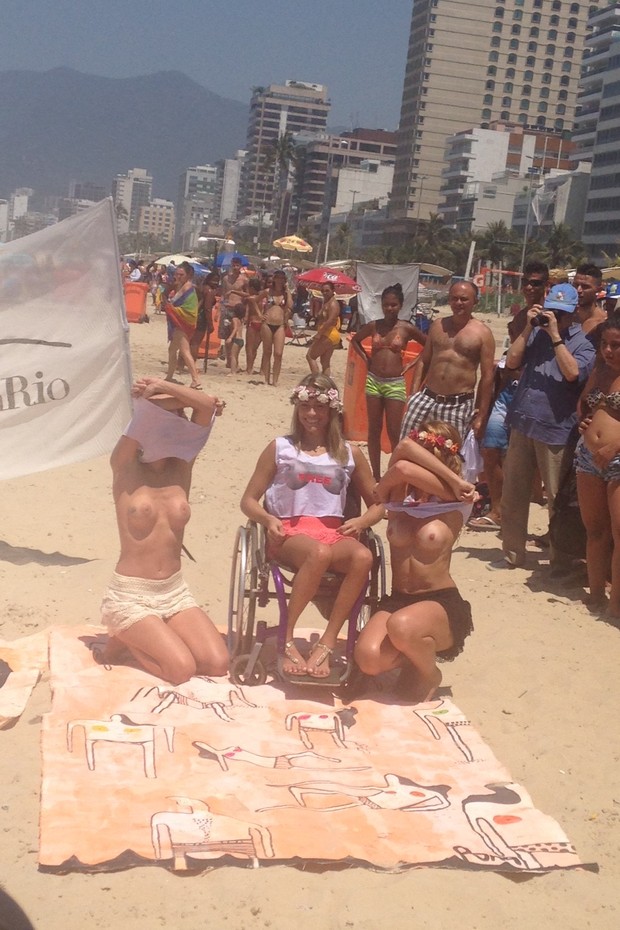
top-left (523, 279), bottom-right (546, 287)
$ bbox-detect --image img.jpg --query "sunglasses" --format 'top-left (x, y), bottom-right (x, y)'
top-left (523, 278), bottom-right (546, 287)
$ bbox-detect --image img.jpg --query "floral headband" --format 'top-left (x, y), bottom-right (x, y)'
top-left (290, 385), bottom-right (343, 412)
top-left (409, 428), bottom-right (460, 456)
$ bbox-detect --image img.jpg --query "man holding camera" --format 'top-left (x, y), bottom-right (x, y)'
top-left (490, 283), bottom-right (596, 570)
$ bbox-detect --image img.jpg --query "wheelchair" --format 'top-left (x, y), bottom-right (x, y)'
top-left (227, 516), bottom-right (386, 689)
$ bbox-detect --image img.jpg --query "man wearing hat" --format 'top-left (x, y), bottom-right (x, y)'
top-left (489, 282), bottom-right (596, 570)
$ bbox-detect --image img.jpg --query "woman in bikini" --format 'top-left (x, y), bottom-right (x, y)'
top-left (351, 283), bottom-right (427, 480)
top-left (241, 374), bottom-right (384, 679)
top-left (244, 276), bottom-right (266, 375)
top-left (576, 312), bottom-right (620, 616)
top-left (354, 421), bottom-right (475, 702)
top-left (260, 269), bottom-right (292, 386)
top-left (100, 378), bottom-right (229, 683)
top-left (306, 282), bottom-right (342, 377)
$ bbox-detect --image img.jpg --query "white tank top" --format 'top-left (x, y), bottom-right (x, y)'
top-left (265, 436), bottom-right (355, 519)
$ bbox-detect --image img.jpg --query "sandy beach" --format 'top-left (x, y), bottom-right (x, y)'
top-left (1, 309), bottom-right (618, 929)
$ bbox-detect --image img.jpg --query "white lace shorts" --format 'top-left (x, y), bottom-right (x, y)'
top-left (101, 570), bottom-right (199, 633)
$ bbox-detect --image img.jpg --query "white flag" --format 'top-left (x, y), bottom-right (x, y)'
top-left (0, 199), bottom-right (132, 479)
top-left (531, 187), bottom-right (556, 225)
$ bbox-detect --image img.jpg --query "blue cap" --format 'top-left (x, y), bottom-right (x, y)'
top-left (543, 283), bottom-right (578, 313)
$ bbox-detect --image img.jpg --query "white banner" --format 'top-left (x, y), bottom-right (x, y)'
top-left (0, 199), bottom-right (132, 479)
top-left (355, 263), bottom-right (420, 325)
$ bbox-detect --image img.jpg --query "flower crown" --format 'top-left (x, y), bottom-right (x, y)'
top-left (409, 428), bottom-right (460, 456)
top-left (290, 385), bottom-right (343, 412)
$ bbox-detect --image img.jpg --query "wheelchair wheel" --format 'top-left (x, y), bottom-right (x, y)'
top-left (230, 653), bottom-right (267, 687)
top-left (227, 523), bottom-right (259, 655)
top-left (358, 529), bottom-right (386, 629)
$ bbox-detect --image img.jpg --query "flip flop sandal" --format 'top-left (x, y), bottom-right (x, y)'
top-left (190, 382), bottom-right (203, 391)
top-left (468, 515), bottom-right (501, 530)
top-left (283, 640), bottom-right (307, 676)
top-left (307, 642), bottom-right (333, 678)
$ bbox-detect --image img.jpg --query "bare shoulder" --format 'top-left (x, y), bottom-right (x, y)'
top-left (469, 316), bottom-right (494, 336)
top-left (110, 434), bottom-right (138, 471)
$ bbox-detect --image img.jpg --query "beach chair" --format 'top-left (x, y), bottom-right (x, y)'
top-left (227, 510), bottom-right (386, 689)
top-left (286, 316), bottom-right (314, 347)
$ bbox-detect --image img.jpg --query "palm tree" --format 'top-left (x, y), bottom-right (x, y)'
top-left (262, 132), bottom-right (297, 231)
top-left (412, 213), bottom-right (455, 266)
top-left (476, 221), bottom-right (521, 268)
top-left (538, 223), bottom-right (587, 268)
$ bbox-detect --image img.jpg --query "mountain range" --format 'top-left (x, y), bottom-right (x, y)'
top-left (0, 68), bottom-right (248, 200)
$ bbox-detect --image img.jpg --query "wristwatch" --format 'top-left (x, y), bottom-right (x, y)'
top-left (552, 340), bottom-right (563, 348)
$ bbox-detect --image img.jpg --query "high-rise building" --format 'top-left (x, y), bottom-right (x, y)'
top-left (68, 181), bottom-right (107, 202)
top-left (175, 165), bottom-right (218, 251)
top-left (389, 0), bottom-right (588, 234)
top-left (575, 3), bottom-right (620, 259)
top-left (293, 128), bottom-right (397, 228)
top-left (440, 121), bottom-right (576, 230)
top-left (112, 168), bottom-right (152, 234)
top-left (241, 81), bottom-right (330, 224)
top-left (214, 150), bottom-right (246, 225)
top-left (138, 199), bottom-right (175, 243)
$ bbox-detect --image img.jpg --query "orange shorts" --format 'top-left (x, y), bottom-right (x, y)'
top-left (280, 515), bottom-right (344, 546)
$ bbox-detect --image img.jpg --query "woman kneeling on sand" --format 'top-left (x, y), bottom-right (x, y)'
top-left (355, 421), bottom-right (474, 702)
top-left (100, 377), bottom-right (229, 684)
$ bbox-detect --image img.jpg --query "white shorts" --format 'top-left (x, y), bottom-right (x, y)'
top-left (101, 570), bottom-right (198, 633)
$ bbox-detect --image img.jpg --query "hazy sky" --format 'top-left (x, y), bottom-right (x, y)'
top-left (2, 0), bottom-right (412, 128)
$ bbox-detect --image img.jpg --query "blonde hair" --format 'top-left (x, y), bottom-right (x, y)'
top-left (409, 420), bottom-right (462, 475)
top-left (289, 374), bottom-right (348, 465)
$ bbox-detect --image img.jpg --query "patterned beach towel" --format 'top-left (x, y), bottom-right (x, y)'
top-left (165, 286), bottom-right (198, 338)
top-left (39, 626), bottom-right (591, 874)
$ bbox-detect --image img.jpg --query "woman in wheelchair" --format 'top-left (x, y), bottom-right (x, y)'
top-left (241, 374), bottom-right (384, 678)
top-left (354, 421), bottom-right (475, 702)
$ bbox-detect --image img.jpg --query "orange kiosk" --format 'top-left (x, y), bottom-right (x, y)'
top-left (123, 282), bottom-right (149, 323)
top-left (343, 335), bottom-right (423, 453)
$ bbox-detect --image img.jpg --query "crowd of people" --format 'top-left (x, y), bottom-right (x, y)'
top-left (105, 255), bottom-right (618, 699)
top-left (120, 256), bottom-right (362, 390)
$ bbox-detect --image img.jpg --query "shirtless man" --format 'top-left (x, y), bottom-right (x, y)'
top-left (100, 378), bottom-right (229, 684)
top-left (399, 281), bottom-right (495, 441)
top-left (219, 257), bottom-right (249, 356)
top-left (574, 263), bottom-right (606, 338)
top-left (355, 423), bottom-right (475, 702)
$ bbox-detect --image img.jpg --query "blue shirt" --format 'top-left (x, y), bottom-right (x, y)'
top-left (506, 322), bottom-right (595, 444)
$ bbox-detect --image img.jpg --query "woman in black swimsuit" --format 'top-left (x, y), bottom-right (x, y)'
top-left (355, 422), bottom-right (475, 701)
top-left (260, 270), bottom-right (292, 386)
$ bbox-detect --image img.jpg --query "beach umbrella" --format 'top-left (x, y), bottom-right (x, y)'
top-left (155, 253), bottom-right (193, 266)
top-left (272, 235), bottom-right (313, 253)
top-left (214, 251), bottom-right (249, 269)
top-left (188, 261), bottom-right (210, 279)
top-left (297, 267), bottom-right (361, 296)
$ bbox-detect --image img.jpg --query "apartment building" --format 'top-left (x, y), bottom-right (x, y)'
top-left (389, 0), bottom-right (588, 235)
